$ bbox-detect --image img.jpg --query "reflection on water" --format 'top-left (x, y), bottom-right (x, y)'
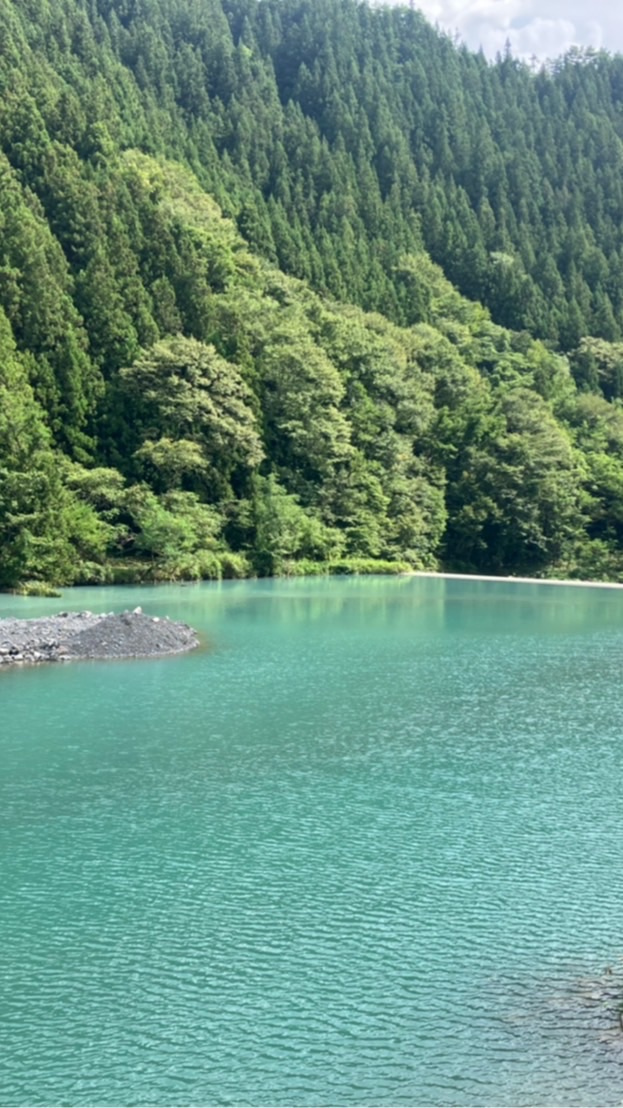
top-left (1, 575), bottom-right (623, 1106)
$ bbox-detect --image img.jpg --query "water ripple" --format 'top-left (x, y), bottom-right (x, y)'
top-left (2, 578), bottom-right (623, 1105)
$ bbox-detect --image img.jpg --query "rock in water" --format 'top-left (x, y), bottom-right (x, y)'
top-left (0, 610), bottom-right (199, 666)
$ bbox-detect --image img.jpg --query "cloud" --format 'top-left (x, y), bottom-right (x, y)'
top-left (412, 0), bottom-right (618, 60)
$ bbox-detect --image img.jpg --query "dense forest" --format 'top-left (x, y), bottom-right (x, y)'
top-left (2, 0), bottom-right (623, 589)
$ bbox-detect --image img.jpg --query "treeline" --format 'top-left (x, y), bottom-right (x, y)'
top-left (2, 150), bottom-right (623, 588)
top-left (1, 0), bottom-right (623, 588)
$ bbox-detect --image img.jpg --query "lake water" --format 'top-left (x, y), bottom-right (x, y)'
top-left (2, 575), bottom-right (623, 1106)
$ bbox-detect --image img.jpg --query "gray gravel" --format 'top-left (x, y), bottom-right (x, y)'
top-left (0, 608), bottom-right (199, 666)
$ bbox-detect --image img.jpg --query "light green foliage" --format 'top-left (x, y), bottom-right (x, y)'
top-left (134, 438), bottom-right (212, 491)
top-left (112, 484), bottom-right (228, 579)
top-left (242, 475), bottom-right (344, 575)
top-left (569, 338), bottom-right (623, 400)
top-left (438, 386), bottom-right (583, 573)
top-left (562, 393), bottom-right (623, 570)
top-left (259, 320), bottom-right (352, 486)
top-left (119, 334), bottom-right (264, 498)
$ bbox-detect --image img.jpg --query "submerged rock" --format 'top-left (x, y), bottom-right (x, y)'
top-left (0, 609), bottom-right (199, 666)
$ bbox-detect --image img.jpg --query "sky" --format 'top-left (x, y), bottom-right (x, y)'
top-left (413, 0), bottom-right (623, 62)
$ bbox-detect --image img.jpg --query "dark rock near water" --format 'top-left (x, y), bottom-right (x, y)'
top-left (0, 608), bottom-right (199, 666)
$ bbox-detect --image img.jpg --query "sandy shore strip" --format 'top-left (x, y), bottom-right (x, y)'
top-left (409, 571), bottom-right (623, 589)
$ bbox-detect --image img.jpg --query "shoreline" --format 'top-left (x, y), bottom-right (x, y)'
top-left (5, 568), bottom-right (623, 600)
top-left (409, 571), bottom-right (623, 590)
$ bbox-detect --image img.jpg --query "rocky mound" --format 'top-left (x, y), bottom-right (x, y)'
top-left (0, 608), bottom-right (199, 666)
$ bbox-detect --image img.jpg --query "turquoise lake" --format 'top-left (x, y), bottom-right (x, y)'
top-left (2, 575), bottom-right (623, 1106)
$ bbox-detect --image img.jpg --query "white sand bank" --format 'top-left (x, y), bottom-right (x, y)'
top-left (409, 571), bottom-right (623, 590)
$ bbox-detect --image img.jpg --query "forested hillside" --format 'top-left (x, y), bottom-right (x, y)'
top-left (2, 0), bottom-right (623, 589)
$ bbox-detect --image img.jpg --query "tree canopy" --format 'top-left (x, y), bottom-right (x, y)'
top-left (2, 0), bottom-right (623, 586)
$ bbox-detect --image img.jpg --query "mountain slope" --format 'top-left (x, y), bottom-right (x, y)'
top-left (4, 0), bottom-right (623, 350)
top-left (1, 0), bottom-right (623, 587)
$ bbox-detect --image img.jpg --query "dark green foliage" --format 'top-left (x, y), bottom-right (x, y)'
top-left (0, 309), bottom-right (105, 587)
top-left (2, 0), bottom-right (623, 585)
top-left (7, 0), bottom-right (623, 348)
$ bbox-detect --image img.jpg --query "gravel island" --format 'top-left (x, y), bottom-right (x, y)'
top-left (0, 608), bottom-right (199, 666)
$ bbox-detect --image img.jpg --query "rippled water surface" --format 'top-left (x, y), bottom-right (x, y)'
top-left (2, 576), bottom-right (623, 1106)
